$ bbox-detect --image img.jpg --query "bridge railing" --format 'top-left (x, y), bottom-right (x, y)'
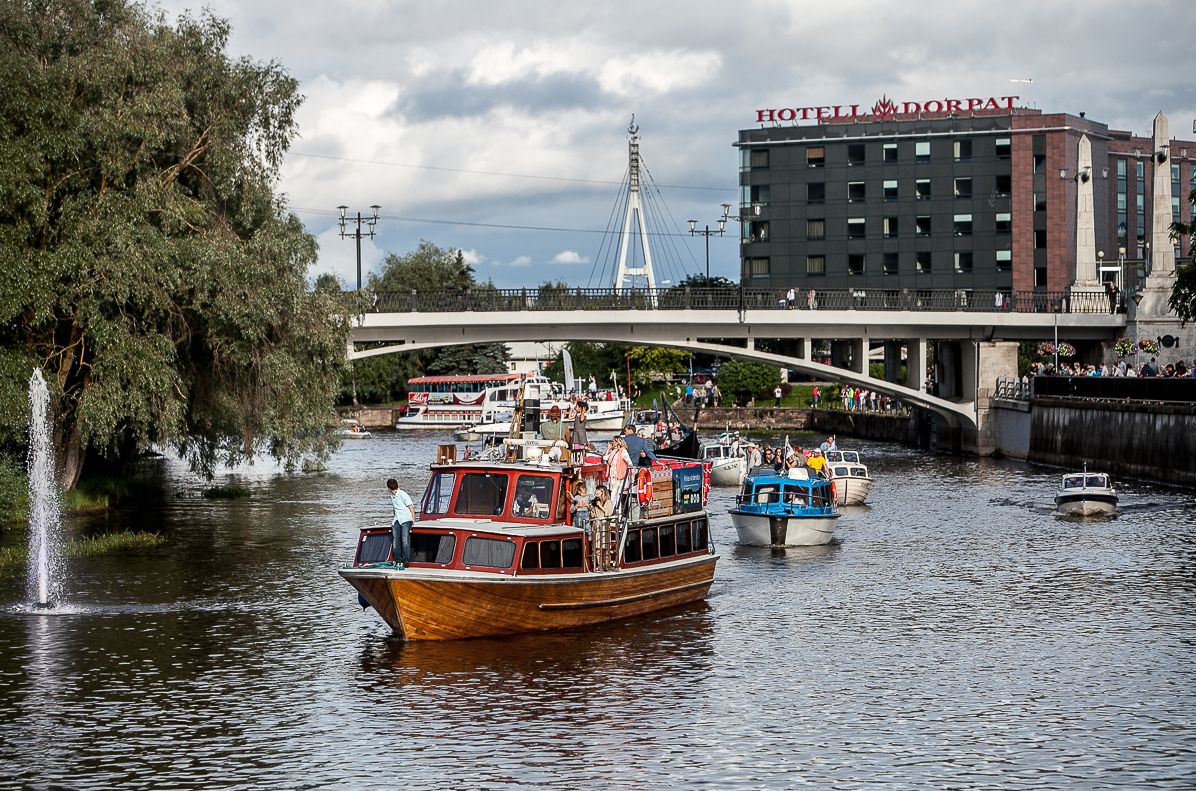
top-left (993, 377), bottom-right (1032, 401)
top-left (373, 288), bottom-right (1117, 314)
top-left (1032, 375), bottom-right (1196, 403)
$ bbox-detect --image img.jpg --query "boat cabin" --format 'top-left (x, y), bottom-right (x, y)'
top-left (1060, 473), bottom-right (1112, 490)
top-left (824, 450), bottom-right (868, 480)
top-left (736, 468), bottom-right (834, 512)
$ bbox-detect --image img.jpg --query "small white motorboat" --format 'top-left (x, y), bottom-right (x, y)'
top-left (1055, 470), bottom-right (1118, 516)
top-left (702, 440), bottom-right (747, 487)
top-left (336, 419), bottom-right (372, 439)
top-left (823, 450), bottom-right (873, 506)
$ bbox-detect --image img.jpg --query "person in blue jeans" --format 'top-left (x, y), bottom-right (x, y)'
top-left (387, 478), bottom-right (414, 569)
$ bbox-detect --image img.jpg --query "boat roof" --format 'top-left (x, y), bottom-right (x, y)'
top-left (418, 516), bottom-right (584, 538)
top-left (408, 373), bottom-right (535, 385)
top-left (744, 467), bottom-right (829, 485)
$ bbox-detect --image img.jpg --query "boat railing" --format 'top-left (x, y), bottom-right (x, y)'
top-left (589, 515), bottom-right (624, 572)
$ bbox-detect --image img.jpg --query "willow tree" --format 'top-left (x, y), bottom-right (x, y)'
top-left (0, 0), bottom-right (356, 488)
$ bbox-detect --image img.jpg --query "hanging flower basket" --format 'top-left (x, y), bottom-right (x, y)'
top-left (1036, 342), bottom-right (1055, 357)
top-left (1138, 338), bottom-right (1159, 354)
top-left (1114, 337), bottom-right (1134, 358)
top-left (1056, 342), bottom-right (1075, 358)
top-left (1038, 341), bottom-right (1075, 358)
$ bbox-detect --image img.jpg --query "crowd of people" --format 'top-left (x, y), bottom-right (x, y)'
top-left (1029, 358), bottom-right (1193, 377)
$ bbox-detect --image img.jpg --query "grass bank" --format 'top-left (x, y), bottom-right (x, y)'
top-left (0, 530), bottom-right (166, 576)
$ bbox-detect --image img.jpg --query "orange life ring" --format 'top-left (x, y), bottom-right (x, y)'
top-left (830, 480), bottom-right (837, 501)
top-left (637, 467), bottom-right (654, 504)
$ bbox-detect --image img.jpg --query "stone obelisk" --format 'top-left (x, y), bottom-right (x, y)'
top-left (1073, 134), bottom-right (1098, 286)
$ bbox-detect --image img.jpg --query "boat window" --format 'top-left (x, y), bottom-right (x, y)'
top-left (1086, 475), bottom-right (1106, 488)
top-left (421, 472), bottom-right (456, 516)
top-left (462, 537), bottom-right (515, 568)
top-left (411, 532), bottom-right (456, 564)
top-left (783, 485), bottom-right (807, 505)
top-left (520, 541), bottom-right (540, 570)
top-left (561, 538), bottom-right (583, 569)
top-left (513, 475), bottom-right (555, 520)
top-left (754, 484), bottom-right (779, 504)
top-left (356, 531), bottom-right (393, 565)
top-left (659, 525), bottom-right (676, 557)
top-left (540, 540), bottom-right (561, 569)
top-left (834, 466), bottom-right (849, 477)
top-left (676, 521), bottom-right (692, 553)
top-left (455, 473), bottom-right (509, 516)
top-left (624, 529), bottom-right (642, 563)
top-left (642, 527), bottom-right (659, 561)
top-left (1065, 476), bottom-right (1083, 488)
top-left (693, 519), bottom-right (709, 552)
top-left (851, 467), bottom-right (866, 477)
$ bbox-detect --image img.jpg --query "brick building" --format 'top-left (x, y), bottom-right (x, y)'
top-left (734, 104), bottom-right (1195, 295)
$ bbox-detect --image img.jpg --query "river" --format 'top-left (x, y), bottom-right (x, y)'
top-left (1, 432), bottom-right (1194, 790)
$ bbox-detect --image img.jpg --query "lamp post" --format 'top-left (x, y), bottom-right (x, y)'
top-left (337, 204), bottom-right (380, 291)
top-left (687, 210), bottom-right (728, 280)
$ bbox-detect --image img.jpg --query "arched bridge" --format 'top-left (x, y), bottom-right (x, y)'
top-left (350, 287), bottom-right (1126, 432)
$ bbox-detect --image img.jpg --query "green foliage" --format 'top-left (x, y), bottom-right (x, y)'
top-left (0, 453), bottom-right (27, 526)
top-left (203, 484), bottom-right (250, 499)
top-left (0, 0), bottom-right (356, 487)
top-left (0, 530), bottom-right (165, 574)
top-left (542, 342), bottom-right (630, 386)
top-left (717, 361), bottom-right (781, 406)
top-left (625, 347), bottom-right (688, 384)
top-left (1170, 189), bottom-right (1196, 325)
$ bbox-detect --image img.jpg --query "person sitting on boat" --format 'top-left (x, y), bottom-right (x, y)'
top-left (514, 490), bottom-right (540, 517)
top-left (806, 449), bottom-right (827, 477)
top-left (541, 405), bottom-right (566, 441)
top-left (571, 480), bottom-right (591, 533)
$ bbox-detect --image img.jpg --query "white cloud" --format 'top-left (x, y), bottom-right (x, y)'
top-left (507, 255), bottom-right (532, 267)
top-left (458, 248), bottom-right (484, 266)
top-left (551, 250), bottom-right (588, 264)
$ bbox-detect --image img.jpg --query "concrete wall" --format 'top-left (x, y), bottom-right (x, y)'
top-left (990, 400), bottom-right (1031, 460)
top-left (1028, 397), bottom-right (1196, 486)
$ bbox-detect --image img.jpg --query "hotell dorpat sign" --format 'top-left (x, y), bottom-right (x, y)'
top-left (755, 94), bottom-right (1020, 123)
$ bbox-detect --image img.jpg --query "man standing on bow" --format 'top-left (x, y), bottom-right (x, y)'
top-left (386, 478), bottom-right (415, 570)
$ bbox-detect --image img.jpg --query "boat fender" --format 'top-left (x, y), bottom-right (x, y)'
top-left (636, 467), bottom-right (654, 504)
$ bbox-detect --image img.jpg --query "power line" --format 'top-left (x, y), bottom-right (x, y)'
top-left (288, 150), bottom-right (733, 193)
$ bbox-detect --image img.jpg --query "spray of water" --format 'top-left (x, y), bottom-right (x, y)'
top-left (27, 368), bottom-right (61, 608)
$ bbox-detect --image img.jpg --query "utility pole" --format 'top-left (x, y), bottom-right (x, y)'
top-left (337, 204), bottom-right (380, 291)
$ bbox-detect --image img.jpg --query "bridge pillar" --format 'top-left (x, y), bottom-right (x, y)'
top-left (830, 340), bottom-right (851, 370)
top-left (883, 341), bottom-right (903, 383)
top-left (849, 337), bottom-right (868, 375)
top-left (964, 340), bottom-right (1019, 457)
top-left (905, 339), bottom-right (926, 393)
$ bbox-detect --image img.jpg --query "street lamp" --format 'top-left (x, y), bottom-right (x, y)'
top-left (687, 210), bottom-right (728, 279)
top-left (337, 204), bottom-right (381, 291)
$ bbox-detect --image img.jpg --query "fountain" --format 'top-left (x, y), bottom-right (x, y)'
top-left (27, 368), bottom-right (61, 610)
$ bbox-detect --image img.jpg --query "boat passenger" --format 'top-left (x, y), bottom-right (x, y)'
top-left (572, 402), bottom-right (588, 449)
top-left (807, 449), bottom-right (827, 477)
top-left (571, 480), bottom-right (591, 533)
top-left (603, 438), bottom-right (633, 515)
top-left (541, 405), bottom-right (566, 441)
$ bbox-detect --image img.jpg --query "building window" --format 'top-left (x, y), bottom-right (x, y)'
top-left (954, 252), bottom-right (973, 273)
top-left (1032, 153), bottom-right (1047, 174)
top-left (916, 251), bottom-right (932, 273)
top-left (1034, 267), bottom-right (1048, 287)
top-left (883, 216), bottom-right (898, 238)
top-left (807, 146), bottom-right (825, 167)
top-left (995, 137), bottom-right (1011, 158)
top-left (750, 184), bottom-right (770, 205)
top-left (996, 250), bottom-right (1012, 271)
top-left (749, 221), bottom-right (769, 241)
top-left (848, 181), bottom-right (866, 202)
top-left (847, 144), bottom-right (865, 165)
top-left (953, 214), bottom-right (973, 236)
top-left (1034, 229), bottom-right (1047, 249)
top-left (750, 149), bottom-right (770, 169)
top-left (883, 143), bottom-right (898, 162)
top-left (954, 177), bottom-right (972, 198)
top-left (995, 212), bottom-right (1011, 233)
top-left (847, 218), bottom-right (866, 239)
top-left (954, 140), bottom-right (972, 161)
top-left (806, 219), bottom-right (825, 239)
top-left (848, 254), bottom-right (865, 275)
top-left (915, 178), bottom-right (931, 199)
top-left (1034, 191), bottom-right (1047, 211)
top-left (915, 215), bottom-right (931, 237)
top-left (807, 182), bottom-right (825, 203)
top-left (995, 174), bottom-right (1011, 196)
top-left (806, 255), bottom-right (826, 275)
top-left (915, 141), bottom-right (930, 161)
top-left (747, 257), bottom-right (770, 277)
top-left (883, 180), bottom-right (898, 200)
top-left (883, 252), bottom-right (899, 275)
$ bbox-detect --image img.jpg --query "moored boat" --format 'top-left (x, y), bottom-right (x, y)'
top-left (729, 467), bottom-right (839, 546)
top-left (823, 450), bottom-right (873, 506)
top-left (702, 438), bottom-right (747, 487)
top-left (340, 438), bottom-right (717, 640)
top-left (1055, 470), bottom-right (1118, 516)
top-left (626, 396), bottom-right (700, 459)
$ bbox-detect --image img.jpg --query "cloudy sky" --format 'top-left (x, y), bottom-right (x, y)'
top-left (153, 0), bottom-right (1194, 289)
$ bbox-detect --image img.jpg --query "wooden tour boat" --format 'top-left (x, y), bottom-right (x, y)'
top-left (340, 431), bottom-right (717, 640)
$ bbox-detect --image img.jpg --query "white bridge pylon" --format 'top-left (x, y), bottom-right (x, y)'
top-left (349, 335), bottom-right (976, 428)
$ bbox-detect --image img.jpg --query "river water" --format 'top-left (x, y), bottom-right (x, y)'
top-left (1, 432), bottom-right (1194, 790)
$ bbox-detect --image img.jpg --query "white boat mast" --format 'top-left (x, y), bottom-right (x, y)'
top-left (613, 116), bottom-right (657, 300)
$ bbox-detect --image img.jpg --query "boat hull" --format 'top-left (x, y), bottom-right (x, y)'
top-left (708, 456), bottom-right (746, 487)
top-left (832, 476), bottom-right (872, 506)
top-left (729, 511), bottom-right (838, 546)
top-left (340, 554), bottom-right (718, 640)
top-left (1055, 493), bottom-right (1118, 516)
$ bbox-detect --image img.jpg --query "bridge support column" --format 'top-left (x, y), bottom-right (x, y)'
top-left (883, 341), bottom-right (903, 383)
top-left (965, 340), bottom-right (1020, 457)
top-left (850, 337), bottom-right (869, 376)
top-left (905, 339), bottom-right (926, 393)
top-left (830, 341), bottom-right (851, 370)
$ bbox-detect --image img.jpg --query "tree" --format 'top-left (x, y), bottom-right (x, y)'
top-left (717, 361), bottom-right (781, 406)
top-left (1169, 189), bottom-right (1196, 324)
top-left (626, 346), bottom-right (688, 385)
top-left (0, 1), bottom-right (356, 488)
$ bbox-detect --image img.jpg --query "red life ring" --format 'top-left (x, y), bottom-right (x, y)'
top-left (830, 480), bottom-right (837, 501)
top-left (637, 467), bottom-right (654, 504)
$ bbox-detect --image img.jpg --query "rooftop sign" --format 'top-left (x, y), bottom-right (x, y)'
top-left (755, 94), bottom-right (1020, 124)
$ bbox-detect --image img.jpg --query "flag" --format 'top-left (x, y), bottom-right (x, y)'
top-left (562, 348), bottom-right (575, 393)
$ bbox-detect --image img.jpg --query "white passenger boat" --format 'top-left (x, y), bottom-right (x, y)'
top-left (701, 439), bottom-right (747, 487)
top-left (398, 373), bottom-right (529, 430)
top-left (452, 378), bottom-right (629, 441)
top-left (823, 450), bottom-right (873, 506)
top-left (1055, 470), bottom-right (1118, 516)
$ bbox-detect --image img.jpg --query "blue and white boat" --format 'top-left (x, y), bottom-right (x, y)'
top-left (729, 467), bottom-right (840, 546)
